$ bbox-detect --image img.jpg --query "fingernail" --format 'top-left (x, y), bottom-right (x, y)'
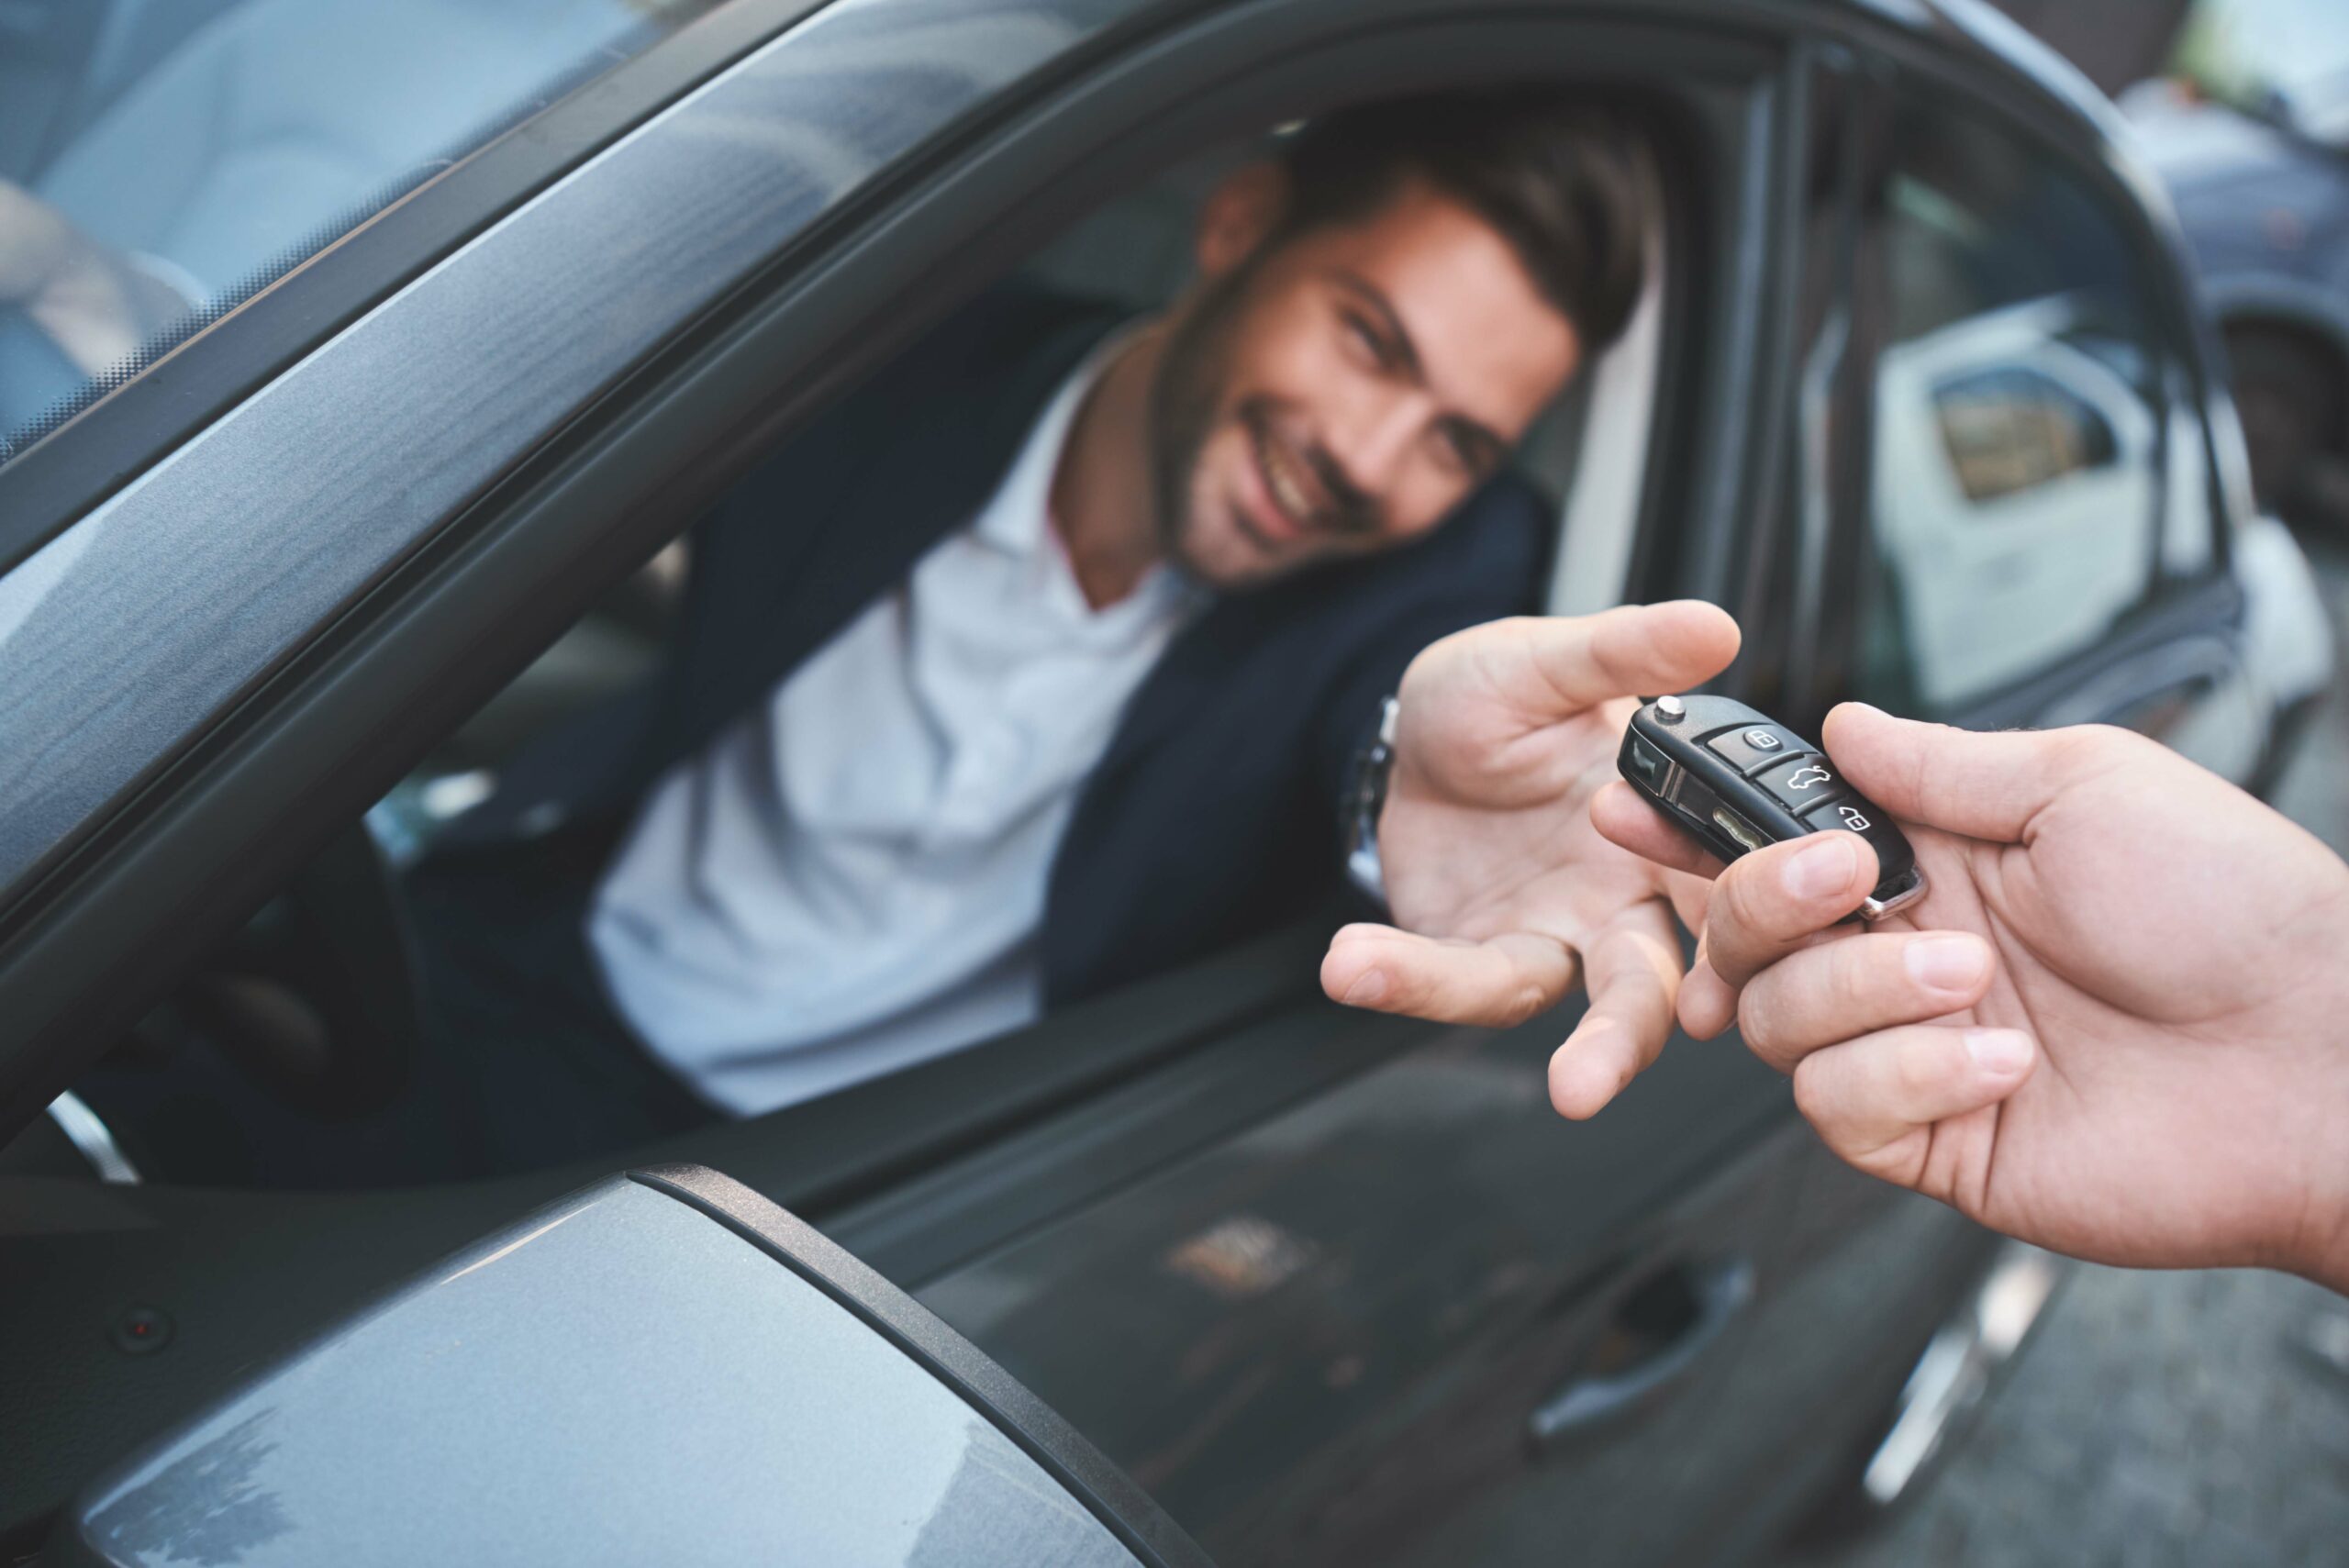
top-left (1965, 1029), bottom-right (2032, 1076)
top-left (1784, 834), bottom-right (1858, 899)
top-left (1905, 934), bottom-right (1988, 993)
top-left (1342, 969), bottom-right (1387, 1006)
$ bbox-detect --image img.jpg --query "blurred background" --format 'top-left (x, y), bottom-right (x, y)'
top-left (1790, 1), bottom-right (2349, 1562)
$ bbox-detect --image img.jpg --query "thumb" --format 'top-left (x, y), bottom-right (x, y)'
top-left (1419, 602), bottom-right (1740, 721)
top-left (1821, 704), bottom-right (2122, 844)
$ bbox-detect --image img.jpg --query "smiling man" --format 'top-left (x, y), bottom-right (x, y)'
top-left (419, 90), bottom-right (1653, 1165)
top-left (88, 90), bottom-right (1673, 1184)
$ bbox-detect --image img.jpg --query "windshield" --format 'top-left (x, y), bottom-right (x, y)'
top-left (0, 0), bottom-right (713, 464)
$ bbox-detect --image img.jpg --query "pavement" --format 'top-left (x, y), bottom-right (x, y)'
top-left (1786, 528), bottom-right (2349, 1568)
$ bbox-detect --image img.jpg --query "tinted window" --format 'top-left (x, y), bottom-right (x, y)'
top-left (1854, 102), bottom-right (2188, 716)
top-left (0, 0), bottom-right (712, 462)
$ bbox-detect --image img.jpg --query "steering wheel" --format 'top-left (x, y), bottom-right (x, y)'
top-left (173, 822), bottom-right (423, 1118)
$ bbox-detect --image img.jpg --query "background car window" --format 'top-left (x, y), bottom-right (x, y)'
top-left (0, 0), bottom-right (712, 462)
top-left (1932, 365), bottom-right (2120, 502)
top-left (1853, 101), bottom-right (2199, 716)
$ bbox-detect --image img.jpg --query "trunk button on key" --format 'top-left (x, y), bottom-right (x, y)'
top-left (1620, 693), bottom-right (1925, 920)
top-left (1758, 754), bottom-right (1847, 810)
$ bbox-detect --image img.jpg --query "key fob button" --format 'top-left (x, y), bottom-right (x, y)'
top-left (1798, 795), bottom-right (1917, 879)
top-left (1703, 723), bottom-right (1808, 775)
top-left (1756, 754), bottom-right (1847, 810)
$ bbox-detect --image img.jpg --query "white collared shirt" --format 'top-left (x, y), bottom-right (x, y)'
top-left (587, 333), bottom-right (1200, 1115)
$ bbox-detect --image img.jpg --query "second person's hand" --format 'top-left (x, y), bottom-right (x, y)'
top-left (1594, 703), bottom-right (2349, 1290)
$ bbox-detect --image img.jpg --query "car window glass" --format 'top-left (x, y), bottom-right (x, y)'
top-left (0, 0), bottom-right (713, 463)
top-left (1854, 101), bottom-right (2185, 717)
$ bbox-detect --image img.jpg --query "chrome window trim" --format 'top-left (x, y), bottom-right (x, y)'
top-left (43, 1088), bottom-right (140, 1184)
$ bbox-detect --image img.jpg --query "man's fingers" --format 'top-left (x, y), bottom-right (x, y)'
top-left (1549, 902), bottom-right (1685, 1119)
top-left (1677, 950), bottom-right (1737, 1040)
top-left (1737, 929), bottom-right (1995, 1072)
top-left (1508, 601), bottom-right (1742, 717)
top-left (1590, 780), bottom-right (1726, 878)
top-left (1702, 831), bottom-right (1879, 989)
top-left (1821, 703), bottom-right (2140, 845)
top-left (1790, 1024), bottom-right (2036, 1185)
top-left (1322, 923), bottom-right (1578, 1028)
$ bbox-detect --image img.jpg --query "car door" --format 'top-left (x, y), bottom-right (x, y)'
top-left (0, 4), bottom-right (1970, 1563)
top-left (0, 0), bottom-right (1809, 1558)
top-left (833, 1006), bottom-right (1799, 1568)
top-left (1874, 325), bottom-right (2159, 706)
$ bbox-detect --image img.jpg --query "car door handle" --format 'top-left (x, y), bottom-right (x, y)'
top-left (1528, 1256), bottom-right (1755, 1449)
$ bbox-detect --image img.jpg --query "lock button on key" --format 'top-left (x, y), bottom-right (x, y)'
top-left (1703, 723), bottom-right (1809, 775)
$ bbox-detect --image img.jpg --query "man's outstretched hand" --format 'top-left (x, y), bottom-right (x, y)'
top-left (1320, 603), bottom-right (1739, 1119)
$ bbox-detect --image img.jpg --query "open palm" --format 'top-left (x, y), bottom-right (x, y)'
top-left (1320, 603), bottom-right (1738, 1118)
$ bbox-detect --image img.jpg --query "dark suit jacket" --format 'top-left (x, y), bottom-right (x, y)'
top-left (451, 286), bottom-right (1553, 1006)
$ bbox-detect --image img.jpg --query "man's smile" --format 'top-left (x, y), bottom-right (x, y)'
top-left (1240, 413), bottom-right (1329, 550)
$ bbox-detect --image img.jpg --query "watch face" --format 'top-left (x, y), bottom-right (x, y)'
top-left (1342, 699), bottom-right (1401, 904)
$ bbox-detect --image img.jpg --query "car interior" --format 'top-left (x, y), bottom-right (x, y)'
top-left (13, 108), bottom-right (1677, 1193)
top-left (0, 0), bottom-right (707, 447)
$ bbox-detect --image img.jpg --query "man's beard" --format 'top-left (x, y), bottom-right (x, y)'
top-left (1145, 261), bottom-right (1382, 585)
top-left (1145, 261), bottom-right (1252, 579)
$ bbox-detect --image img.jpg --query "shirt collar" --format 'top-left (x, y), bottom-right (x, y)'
top-left (970, 320), bottom-right (1141, 557)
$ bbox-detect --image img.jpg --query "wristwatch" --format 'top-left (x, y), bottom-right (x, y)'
top-left (1341, 695), bottom-right (1401, 906)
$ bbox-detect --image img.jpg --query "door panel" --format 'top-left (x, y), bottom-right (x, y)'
top-left (1653, 1144), bottom-right (2000, 1560)
top-left (906, 1011), bottom-right (1800, 1566)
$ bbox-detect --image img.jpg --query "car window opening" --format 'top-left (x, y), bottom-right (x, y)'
top-left (51, 88), bottom-right (1675, 1192)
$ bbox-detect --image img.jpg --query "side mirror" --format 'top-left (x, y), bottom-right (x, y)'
top-left (50, 1166), bottom-right (1213, 1568)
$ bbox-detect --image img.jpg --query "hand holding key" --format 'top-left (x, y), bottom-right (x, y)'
top-left (1595, 702), bottom-right (2349, 1292)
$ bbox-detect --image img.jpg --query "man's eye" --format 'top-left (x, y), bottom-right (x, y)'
top-left (1341, 310), bottom-right (1386, 367)
top-left (1435, 426), bottom-right (1480, 476)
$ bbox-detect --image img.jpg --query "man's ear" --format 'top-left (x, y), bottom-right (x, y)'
top-left (1195, 161), bottom-right (1290, 280)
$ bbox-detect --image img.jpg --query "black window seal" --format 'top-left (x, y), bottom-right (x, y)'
top-left (0, 0), bottom-right (840, 584)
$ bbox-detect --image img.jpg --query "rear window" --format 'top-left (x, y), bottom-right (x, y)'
top-left (0, 0), bottom-right (713, 463)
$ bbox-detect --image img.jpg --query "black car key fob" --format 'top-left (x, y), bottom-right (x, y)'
top-left (1617, 694), bottom-right (1927, 919)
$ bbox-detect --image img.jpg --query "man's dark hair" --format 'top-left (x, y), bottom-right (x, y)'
top-left (1271, 91), bottom-right (1648, 353)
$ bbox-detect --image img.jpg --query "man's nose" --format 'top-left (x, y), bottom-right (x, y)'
top-left (1328, 390), bottom-right (1434, 499)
